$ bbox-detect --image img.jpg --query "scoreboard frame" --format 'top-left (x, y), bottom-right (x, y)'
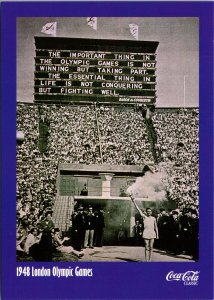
top-left (34, 37), bottom-right (159, 105)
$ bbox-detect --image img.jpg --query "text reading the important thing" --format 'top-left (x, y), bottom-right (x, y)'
top-left (34, 37), bottom-right (159, 104)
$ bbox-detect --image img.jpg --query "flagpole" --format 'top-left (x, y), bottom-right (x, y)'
top-left (183, 75), bottom-right (186, 109)
top-left (53, 22), bottom-right (57, 37)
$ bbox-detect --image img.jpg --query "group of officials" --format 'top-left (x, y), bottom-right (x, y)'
top-left (133, 204), bottom-right (199, 261)
top-left (71, 206), bottom-right (105, 252)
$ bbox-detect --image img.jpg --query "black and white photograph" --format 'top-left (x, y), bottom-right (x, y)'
top-left (16, 17), bottom-right (199, 263)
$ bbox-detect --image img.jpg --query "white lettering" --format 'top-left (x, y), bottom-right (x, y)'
top-left (60, 88), bottom-right (93, 94)
top-left (48, 51), bottom-right (60, 57)
top-left (101, 90), bottom-right (118, 96)
top-left (39, 88), bottom-right (51, 93)
top-left (114, 54), bottom-right (135, 60)
top-left (142, 62), bottom-right (156, 68)
top-left (131, 69), bottom-right (147, 75)
top-left (39, 65), bottom-right (69, 72)
top-left (40, 58), bottom-right (52, 64)
top-left (81, 82), bottom-right (93, 87)
top-left (40, 80), bottom-right (56, 86)
top-left (75, 267), bottom-right (93, 277)
top-left (70, 52), bottom-right (105, 59)
top-left (98, 68), bottom-right (122, 74)
top-left (98, 60), bottom-right (119, 67)
top-left (48, 73), bottom-right (60, 79)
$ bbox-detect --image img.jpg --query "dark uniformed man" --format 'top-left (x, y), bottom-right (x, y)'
top-left (73, 206), bottom-right (85, 252)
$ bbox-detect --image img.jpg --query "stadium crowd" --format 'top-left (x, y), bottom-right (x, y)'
top-left (152, 109), bottom-right (198, 212)
top-left (17, 104), bottom-right (57, 256)
top-left (16, 103), bottom-right (199, 261)
top-left (46, 105), bottom-right (101, 164)
top-left (96, 106), bottom-right (153, 164)
top-left (38, 104), bottom-right (153, 165)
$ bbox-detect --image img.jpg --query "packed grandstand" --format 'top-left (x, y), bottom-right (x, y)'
top-left (16, 102), bottom-right (198, 234)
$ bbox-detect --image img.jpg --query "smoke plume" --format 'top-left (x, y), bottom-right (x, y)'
top-left (127, 169), bottom-right (167, 201)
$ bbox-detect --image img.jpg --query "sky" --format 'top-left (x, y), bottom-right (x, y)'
top-left (17, 17), bottom-right (198, 107)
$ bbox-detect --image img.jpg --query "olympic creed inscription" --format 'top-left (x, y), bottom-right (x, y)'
top-left (34, 37), bottom-right (159, 104)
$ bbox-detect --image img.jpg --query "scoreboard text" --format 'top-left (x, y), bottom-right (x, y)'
top-left (34, 37), bottom-right (159, 104)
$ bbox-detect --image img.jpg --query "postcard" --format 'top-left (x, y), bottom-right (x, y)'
top-left (1, 1), bottom-right (213, 299)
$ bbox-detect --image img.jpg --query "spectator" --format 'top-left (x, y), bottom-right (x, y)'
top-left (157, 209), bottom-right (169, 250)
top-left (38, 212), bottom-right (55, 261)
top-left (133, 220), bottom-right (143, 246)
top-left (53, 228), bottom-right (84, 258)
top-left (80, 184), bottom-right (88, 196)
top-left (168, 211), bottom-right (181, 255)
top-left (24, 228), bottom-right (40, 255)
top-left (84, 206), bottom-right (96, 249)
top-left (72, 206), bottom-right (85, 252)
top-left (190, 209), bottom-right (199, 261)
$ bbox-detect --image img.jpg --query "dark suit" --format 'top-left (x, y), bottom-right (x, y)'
top-left (179, 214), bottom-right (191, 254)
top-left (39, 219), bottom-right (55, 261)
top-left (168, 216), bottom-right (181, 255)
top-left (157, 215), bottom-right (169, 250)
top-left (190, 218), bottom-right (199, 261)
top-left (94, 211), bottom-right (105, 247)
top-left (73, 212), bottom-right (85, 251)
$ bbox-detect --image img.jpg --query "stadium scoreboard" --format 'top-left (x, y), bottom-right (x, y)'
top-left (34, 37), bottom-right (159, 105)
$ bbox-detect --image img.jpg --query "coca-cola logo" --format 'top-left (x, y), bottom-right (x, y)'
top-left (166, 271), bottom-right (199, 285)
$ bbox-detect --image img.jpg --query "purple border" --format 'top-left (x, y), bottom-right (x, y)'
top-left (1, 2), bottom-right (213, 299)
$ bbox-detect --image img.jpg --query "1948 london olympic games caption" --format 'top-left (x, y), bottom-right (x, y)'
top-left (16, 266), bottom-right (93, 278)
